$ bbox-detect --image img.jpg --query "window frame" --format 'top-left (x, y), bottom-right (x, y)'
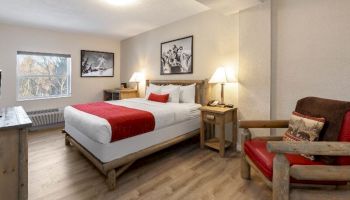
top-left (16, 51), bottom-right (72, 101)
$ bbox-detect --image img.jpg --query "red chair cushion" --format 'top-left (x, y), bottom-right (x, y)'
top-left (337, 111), bottom-right (350, 165)
top-left (148, 93), bottom-right (169, 103)
top-left (244, 139), bottom-right (346, 185)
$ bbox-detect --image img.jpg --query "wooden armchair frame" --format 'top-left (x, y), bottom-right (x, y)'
top-left (240, 120), bottom-right (350, 200)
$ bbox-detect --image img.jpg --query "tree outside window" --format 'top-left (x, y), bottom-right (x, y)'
top-left (17, 51), bottom-right (71, 100)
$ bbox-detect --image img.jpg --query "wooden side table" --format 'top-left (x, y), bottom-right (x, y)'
top-left (200, 106), bottom-right (238, 157)
top-left (103, 88), bottom-right (138, 101)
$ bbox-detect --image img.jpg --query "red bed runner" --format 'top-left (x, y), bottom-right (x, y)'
top-left (72, 102), bottom-right (155, 142)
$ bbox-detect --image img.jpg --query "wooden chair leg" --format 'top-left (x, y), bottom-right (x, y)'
top-left (273, 154), bottom-right (290, 200)
top-left (241, 156), bottom-right (251, 180)
top-left (107, 169), bottom-right (117, 190)
top-left (241, 128), bottom-right (251, 179)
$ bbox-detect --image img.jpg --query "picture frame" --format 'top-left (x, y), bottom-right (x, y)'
top-left (160, 36), bottom-right (193, 75)
top-left (81, 50), bottom-right (114, 77)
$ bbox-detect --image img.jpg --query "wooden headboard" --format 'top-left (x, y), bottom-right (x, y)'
top-left (146, 79), bottom-right (209, 105)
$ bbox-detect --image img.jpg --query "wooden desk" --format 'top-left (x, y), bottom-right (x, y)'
top-left (103, 88), bottom-right (138, 101)
top-left (200, 106), bottom-right (238, 157)
top-left (0, 106), bottom-right (32, 200)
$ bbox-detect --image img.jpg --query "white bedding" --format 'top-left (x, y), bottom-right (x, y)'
top-left (64, 98), bottom-right (201, 144)
top-left (65, 117), bottom-right (200, 163)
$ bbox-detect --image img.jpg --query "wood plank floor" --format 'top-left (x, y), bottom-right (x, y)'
top-left (28, 128), bottom-right (271, 200)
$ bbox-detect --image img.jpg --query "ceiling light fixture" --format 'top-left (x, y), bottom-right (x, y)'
top-left (105, 0), bottom-right (137, 6)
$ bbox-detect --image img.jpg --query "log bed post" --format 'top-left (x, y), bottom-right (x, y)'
top-left (65, 134), bottom-right (71, 146)
top-left (241, 128), bottom-right (251, 180)
top-left (62, 130), bottom-right (71, 146)
top-left (107, 170), bottom-right (117, 190)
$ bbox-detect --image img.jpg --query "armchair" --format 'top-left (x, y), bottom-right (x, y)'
top-left (240, 97), bottom-right (350, 200)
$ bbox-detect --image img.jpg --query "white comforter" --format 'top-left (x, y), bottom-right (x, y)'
top-left (64, 98), bottom-right (201, 144)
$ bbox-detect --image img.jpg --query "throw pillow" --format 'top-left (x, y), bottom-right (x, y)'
top-left (161, 85), bottom-right (180, 103)
top-left (148, 93), bottom-right (169, 103)
top-left (283, 111), bottom-right (326, 160)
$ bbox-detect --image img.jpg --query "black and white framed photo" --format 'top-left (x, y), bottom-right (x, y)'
top-left (161, 36), bottom-right (193, 75)
top-left (81, 50), bottom-right (114, 77)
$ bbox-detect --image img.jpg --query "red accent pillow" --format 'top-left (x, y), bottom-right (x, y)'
top-left (148, 93), bottom-right (169, 103)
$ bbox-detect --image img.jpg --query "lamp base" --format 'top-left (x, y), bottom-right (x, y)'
top-left (220, 83), bottom-right (225, 105)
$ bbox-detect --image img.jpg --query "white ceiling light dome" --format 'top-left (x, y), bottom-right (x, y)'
top-left (105, 0), bottom-right (138, 6)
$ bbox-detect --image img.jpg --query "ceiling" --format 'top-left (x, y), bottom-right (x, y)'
top-left (0, 0), bottom-right (209, 40)
top-left (196, 0), bottom-right (264, 15)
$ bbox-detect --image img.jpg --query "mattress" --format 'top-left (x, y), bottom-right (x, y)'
top-left (64, 98), bottom-right (201, 144)
top-left (65, 117), bottom-right (200, 163)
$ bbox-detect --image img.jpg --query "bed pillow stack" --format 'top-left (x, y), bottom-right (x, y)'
top-left (145, 84), bottom-right (179, 103)
top-left (145, 83), bottom-right (196, 103)
top-left (175, 83), bottom-right (196, 103)
top-left (161, 85), bottom-right (180, 103)
top-left (145, 84), bottom-right (162, 99)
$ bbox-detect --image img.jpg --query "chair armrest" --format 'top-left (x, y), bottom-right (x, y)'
top-left (239, 120), bottom-right (289, 129)
top-left (267, 141), bottom-right (350, 156)
top-left (290, 165), bottom-right (350, 181)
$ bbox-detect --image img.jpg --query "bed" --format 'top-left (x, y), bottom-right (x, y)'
top-left (63, 80), bottom-right (208, 190)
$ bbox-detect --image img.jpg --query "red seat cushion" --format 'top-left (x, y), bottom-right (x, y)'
top-left (337, 111), bottom-right (350, 165)
top-left (244, 139), bottom-right (346, 185)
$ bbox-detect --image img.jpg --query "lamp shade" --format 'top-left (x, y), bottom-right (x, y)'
top-left (209, 67), bottom-right (237, 84)
top-left (129, 72), bottom-right (144, 83)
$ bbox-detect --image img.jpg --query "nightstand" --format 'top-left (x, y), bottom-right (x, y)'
top-left (200, 106), bottom-right (238, 157)
top-left (103, 88), bottom-right (138, 101)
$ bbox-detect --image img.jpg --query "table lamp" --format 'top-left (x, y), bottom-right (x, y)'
top-left (129, 72), bottom-right (144, 92)
top-left (209, 67), bottom-right (237, 105)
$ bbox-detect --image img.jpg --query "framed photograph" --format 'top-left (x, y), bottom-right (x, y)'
top-left (81, 50), bottom-right (114, 77)
top-left (161, 36), bottom-right (193, 75)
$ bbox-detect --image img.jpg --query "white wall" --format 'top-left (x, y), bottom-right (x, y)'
top-left (120, 10), bottom-right (239, 105)
top-left (0, 23), bottom-right (120, 111)
top-left (271, 0), bottom-right (350, 124)
top-left (239, 0), bottom-right (272, 136)
top-left (238, 0), bottom-right (350, 135)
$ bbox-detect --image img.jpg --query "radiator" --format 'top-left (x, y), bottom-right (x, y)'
top-left (27, 108), bottom-right (64, 130)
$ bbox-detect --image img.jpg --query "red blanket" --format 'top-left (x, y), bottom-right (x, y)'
top-left (72, 102), bottom-right (155, 142)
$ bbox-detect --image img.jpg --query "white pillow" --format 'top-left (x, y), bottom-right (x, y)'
top-left (181, 84), bottom-right (196, 103)
top-left (171, 83), bottom-right (196, 103)
top-left (145, 84), bottom-right (162, 99)
top-left (161, 85), bottom-right (180, 103)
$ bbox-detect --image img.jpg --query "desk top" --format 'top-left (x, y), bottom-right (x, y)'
top-left (0, 106), bottom-right (32, 130)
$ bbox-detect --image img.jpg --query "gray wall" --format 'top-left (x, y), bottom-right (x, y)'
top-left (240, 0), bottom-right (350, 135)
top-left (272, 0), bottom-right (350, 123)
top-left (120, 11), bottom-right (239, 105)
top-left (0, 23), bottom-right (120, 111)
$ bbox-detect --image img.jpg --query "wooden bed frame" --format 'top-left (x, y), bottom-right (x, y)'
top-left (63, 79), bottom-right (208, 190)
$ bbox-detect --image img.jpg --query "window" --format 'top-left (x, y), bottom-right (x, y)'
top-left (17, 51), bottom-right (71, 100)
